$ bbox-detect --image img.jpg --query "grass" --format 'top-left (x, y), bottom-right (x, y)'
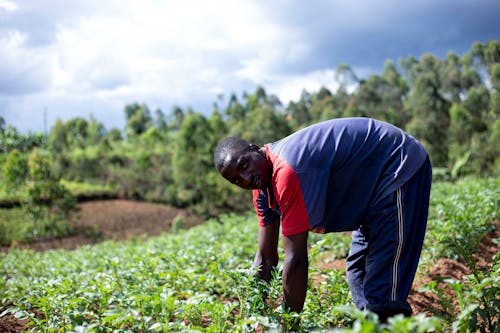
top-left (0, 180), bottom-right (116, 206)
top-left (0, 207), bottom-right (29, 246)
top-left (60, 180), bottom-right (116, 198)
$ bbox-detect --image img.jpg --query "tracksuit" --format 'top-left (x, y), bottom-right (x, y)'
top-left (252, 117), bottom-right (432, 318)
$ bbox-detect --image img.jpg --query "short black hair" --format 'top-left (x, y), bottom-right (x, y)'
top-left (214, 137), bottom-right (250, 172)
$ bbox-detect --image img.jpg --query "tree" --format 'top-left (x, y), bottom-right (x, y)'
top-left (207, 109), bottom-right (227, 150)
top-left (154, 109), bottom-right (168, 132)
top-left (3, 149), bottom-right (28, 190)
top-left (471, 41), bottom-right (500, 91)
top-left (404, 57), bottom-right (451, 166)
top-left (49, 119), bottom-right (68, 152)
top-left (125, 103), bottom-right (153, 137)
top-left (225, 93), bottom-right (247, 125)
top-left (0, 126), bottom-right (44, 153)
top-left (347, 75), bottom-right (386, 119)
top-left (141, 127), bottom-right (163, 147)
top-left (65, 117), bottom-right (89, 149)
top-left (489, 63), bottom-right (500, 91)
top-left (287, 90), bottom-right (312, 129)
top-left (238, 105), bottom-right (291, 146)
top-left (1, 126), bottom-right (21, 152)
top-left (471, 40), bottom-right (500, 67)
top-left (24, 149), bottom-right (76, 240)
top-left (246, 86), bottom-right (267, 111)
top-left (382, 60), bottom-right (409, 127)
top-left (440, 52), bottom-right (463, 103)
top-left (336, 64), bottom-right (359, 88)
top-left (403, 54), bottom-right (449, 159)
top-left (399, 56), bottom-right (420, 86)
top-left (171, 113), bottom-right (212, 205)
top-left (87, 115), bottom-right (106, 146)
top-left (310, 87), bottom-right (344, 122)
top-left (460, 55), bottom-right (482, 91)
top-left (169, 106), bottom-right (185, 131)
top-left (107, 128), bottom-right (123, 142)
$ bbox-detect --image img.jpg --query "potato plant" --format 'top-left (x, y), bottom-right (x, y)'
top-left (0, 177), bottom-right (498, 332)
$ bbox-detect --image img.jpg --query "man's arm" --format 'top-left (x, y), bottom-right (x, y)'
top-left (282, 231), bottom-right (308, 313)
top-left (253, 218), bottom-right (280, 282)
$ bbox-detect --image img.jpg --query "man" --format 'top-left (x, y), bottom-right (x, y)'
top-left (213, 117), bottom-right (432, 322)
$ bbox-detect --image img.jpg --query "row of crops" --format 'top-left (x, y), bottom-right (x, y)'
top-left (0, 177), bottom-right (499, 332)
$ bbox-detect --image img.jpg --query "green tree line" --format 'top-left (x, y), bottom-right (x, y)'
top-left (1, 40), bottom-right (499, 217)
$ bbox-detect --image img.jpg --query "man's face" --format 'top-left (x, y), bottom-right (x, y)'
top-left (219, 145), bottom-right (271, 190)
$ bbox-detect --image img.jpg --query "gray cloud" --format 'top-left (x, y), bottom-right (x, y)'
top-left (0, 32), bottom-right (52, 95)
top-left (0, 0), bottom-right (96, 46)
top-left (261, 0), bottom-right (500, 73)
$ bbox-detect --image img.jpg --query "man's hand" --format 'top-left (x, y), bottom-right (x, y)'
top-left (253, 219), bottom-right (280, 282)
top-left (282, 231), bottom-right (308, 314)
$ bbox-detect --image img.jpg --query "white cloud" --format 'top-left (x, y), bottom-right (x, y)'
top-left (47, 1), bottom-right (286, 101)
top-left (266, 69), bottom-right (341, 105)
top-left (0, 0), bottom-right (17, 11)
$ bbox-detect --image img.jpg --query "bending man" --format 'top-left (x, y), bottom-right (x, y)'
top-left (213, 117), bottom-right (432, 321)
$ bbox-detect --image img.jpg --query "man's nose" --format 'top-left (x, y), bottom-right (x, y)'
top-left (240, 171), bottom-right (252, 185)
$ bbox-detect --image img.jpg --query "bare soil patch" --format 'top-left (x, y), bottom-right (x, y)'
top-left (1, 199), bottom-right (204, 252)
top-left (0, 301), bottom-right (44, 333)
top-left (408, 220), bottom-right (499, 316)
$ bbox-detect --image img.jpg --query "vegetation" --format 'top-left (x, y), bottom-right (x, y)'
top-left (0, 39), bottom-right (499, 331)
top-left (0, 178), bottom-right (498, 332)
top-left (0, 40), bottom-right (499, 220)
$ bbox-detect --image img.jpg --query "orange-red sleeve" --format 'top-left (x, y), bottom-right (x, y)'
top-left (273, 162), bottom-right (310, 236)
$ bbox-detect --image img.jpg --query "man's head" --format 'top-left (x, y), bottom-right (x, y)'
top-left (214, 137), bottom-right (272, 190)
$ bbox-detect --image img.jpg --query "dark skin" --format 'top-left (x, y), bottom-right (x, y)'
top-left (219, 144), bottom-right (309, 314)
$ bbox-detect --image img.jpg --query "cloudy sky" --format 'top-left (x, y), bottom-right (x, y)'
top-left (1, 0), bottom-right (499, 133)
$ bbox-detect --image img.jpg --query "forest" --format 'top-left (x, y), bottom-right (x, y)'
top-left (0, 40), bottom-right (499, 238)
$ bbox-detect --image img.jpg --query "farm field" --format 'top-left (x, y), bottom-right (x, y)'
top-left (0, 177), bottom-right (499, 332)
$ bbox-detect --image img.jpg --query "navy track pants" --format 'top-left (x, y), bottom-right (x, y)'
top-left (346, 157), bottom-right (432, 319)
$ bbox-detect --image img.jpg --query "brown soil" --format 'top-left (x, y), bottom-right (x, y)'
top-left (0, 301), bottom-right (44, 333)
top-left (1, 199), bottom-right (203, 252)
top-left (0, 314), bottom-right (30, 333)
top-left (408, 220), bottom-right (499, 316)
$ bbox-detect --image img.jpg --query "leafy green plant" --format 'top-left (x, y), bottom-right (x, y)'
top-left (421, 255), bottom-right (499, 332)
top-left (0, 178), bottom-right (498, 332)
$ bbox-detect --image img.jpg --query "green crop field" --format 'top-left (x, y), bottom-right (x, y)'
top-left (1, 177), bottom-right (499, 332)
